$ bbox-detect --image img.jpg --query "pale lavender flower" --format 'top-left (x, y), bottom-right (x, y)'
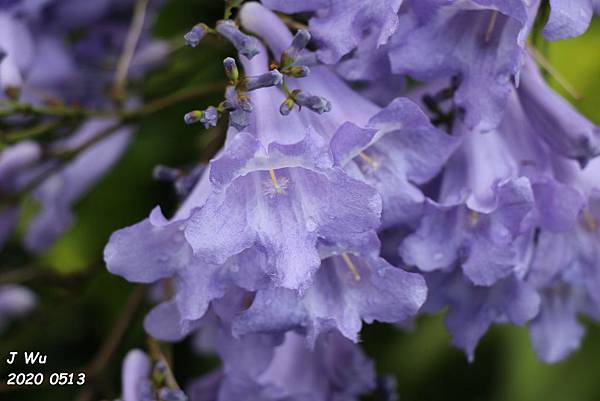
top-left (422, 270), bottom-right (540, 361)
top-left (388, 0), bottom-right (540, 131)
top-left (189, 330), bottom-right (377, 401)
top-left (524, 159), bottom-right (600, 362)
top-left (397, 79), bottom-right (593, 359)
top-left (262, 0), bottom-right (403, 64)
top-left (517, 56), bottom-right (600, 167)
top-left (544, 0), bottom-right (600, 40)
top-left (232, 253), bottom-right (426, 344)
top-left (331, 97), bottom-right (459, 227)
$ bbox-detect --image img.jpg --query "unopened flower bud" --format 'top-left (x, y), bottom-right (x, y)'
top-left (279, 98), bottom-right (295, 116)
top-left (184, 23), bottom-right (208, 47)
top-left (223, 57), bottom-right (239, 83)
top-left (184, 110), bottom-right (204, 124)
top-left (241, 70), bottom-right (283, 91)
top-left (293, 90), bottom-right (332, 114)
top-left (282, 66), bottom-right (310, 78)
top-left (216, 20), bottom-right (260, 59)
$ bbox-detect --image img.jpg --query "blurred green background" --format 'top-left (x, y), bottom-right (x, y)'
top-left (1, 2), bottom-right (599, 400)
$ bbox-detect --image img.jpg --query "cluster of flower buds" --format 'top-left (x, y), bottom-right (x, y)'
top-left (184, 57), bottom-right (284, 130)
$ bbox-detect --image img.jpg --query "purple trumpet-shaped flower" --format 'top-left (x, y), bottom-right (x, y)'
top-left (331, 97), bottom-right (459, 226)
top-left (524, 159), bottom-right (600, 362)
top-left (517, 56), bottom-right (600, 167)
top-left (422, 270), bottom-right (540, 361)
top-left (232, 252), bottom-right (426, 343)
top-left (401, 180), bottom-right (535, 287)
top-left (431, 92), bottom-right (585, 233)
top-left (105, 194), bottom-right (270, 341)
top-left (108, 2), bottom-right (442, 351)
top-left (262, 0), bottom-right (403, 64)
top-left (184, 129), bottom-right (381, 291)
top-left (543, 0), bottom-right (600, 40)
top-left (241, 2), bottom-right (458, 228)
top-left (388, 0), bottom-right (540, 131)
top-left (188, 330), bottom-right (377, 401)
top-left (396, 80), bottom-right (594, 359)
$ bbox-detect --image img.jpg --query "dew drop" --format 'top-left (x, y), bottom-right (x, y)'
top-left (305, 218), bottom-right (317, 232)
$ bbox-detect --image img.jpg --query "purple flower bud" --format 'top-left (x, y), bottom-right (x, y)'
top-left (279, 98), bottom-right (295, 116)
top-left (290, 29), bottom-right (311, 53)
top-left (121, 349), bottom-right (152, 401)
top-left (281, 29), bottom-right (315, 68)
top-left (184, 110), bottom-right (203, 125)
top-left (293, 90), bottom-right (332, 114)
top-left (223, 57), bottom-right (239, 82)
top-left (282, 65), bottom-right (310, 77)
top-left (184, 107), bottom-right (219, 128)
top-left (184, 23), bottom-right (207, 48)
top-left (241, 69), bottom-right (283, 91)
top-left (216, 20), bottom-right (260, 59)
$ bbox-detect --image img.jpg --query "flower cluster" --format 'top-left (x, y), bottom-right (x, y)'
top-left (0, 0), bottom-right (590, 399)
top-left (104, 1), bottom-right (600, 398)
